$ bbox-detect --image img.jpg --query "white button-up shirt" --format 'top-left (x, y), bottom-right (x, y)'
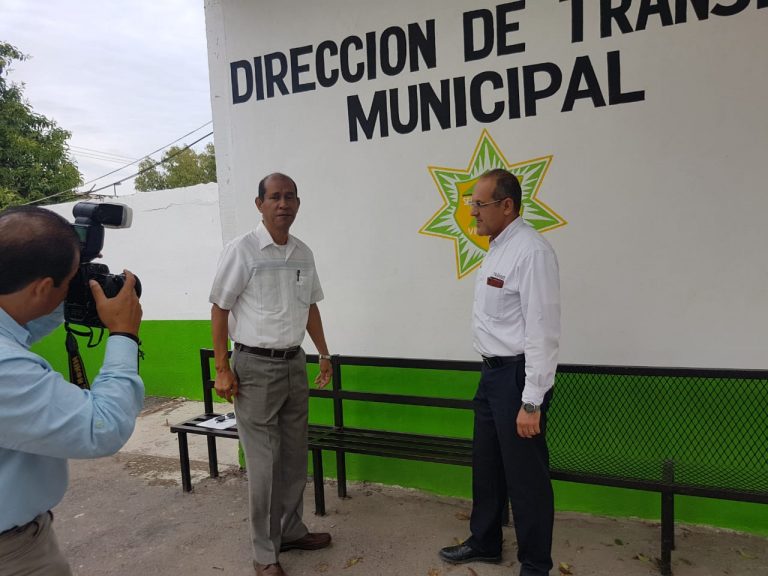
top-left (472, 217), bottom-right (561, 405)
top-left (209, 221), bottom-right (324, 349)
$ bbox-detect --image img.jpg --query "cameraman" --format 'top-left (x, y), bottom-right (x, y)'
top-left (0, 206), bottom-right (144, 575)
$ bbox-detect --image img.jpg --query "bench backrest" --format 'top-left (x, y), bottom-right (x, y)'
top-left (550, 364), bottom-right (768, 500)
top-left (199, 349), bottom-right (768, 501)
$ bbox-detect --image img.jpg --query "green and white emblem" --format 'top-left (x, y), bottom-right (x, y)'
top-left (420, 130), bottom-right (566, 279)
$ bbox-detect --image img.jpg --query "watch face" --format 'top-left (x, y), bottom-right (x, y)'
top-left (523, 402), bottom-right (537, 413)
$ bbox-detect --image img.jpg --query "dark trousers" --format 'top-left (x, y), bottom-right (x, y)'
top-left (467, 360), bottom-right (554, 576)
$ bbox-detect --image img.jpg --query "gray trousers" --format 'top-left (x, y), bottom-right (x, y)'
top-left (0, 512), bottom-right (72, 576)
top-left (233, 348), bottom-right (310, 565)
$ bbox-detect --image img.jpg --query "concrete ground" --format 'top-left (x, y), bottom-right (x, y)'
top-left (53, 398), bottom-right (768, 576)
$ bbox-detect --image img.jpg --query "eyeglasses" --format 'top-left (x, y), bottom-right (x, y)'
top-left (468, 198), bottom-right (506, 209)
top-left (215, 412), bottom-right (235, 422)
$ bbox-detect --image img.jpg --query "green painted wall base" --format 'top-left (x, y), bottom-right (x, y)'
top-left (32, 320), bottom-right (767, 537)
top-left (33, 320), bottom-right (213, 399)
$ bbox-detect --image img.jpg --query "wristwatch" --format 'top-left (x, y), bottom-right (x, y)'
top-left (522, 402), bottom-right (540, 414)
top-left (319, 354), bottom-right (332, 361)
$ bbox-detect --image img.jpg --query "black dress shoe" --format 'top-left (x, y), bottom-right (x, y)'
top-left (438, 542), bottom-right (502, 564)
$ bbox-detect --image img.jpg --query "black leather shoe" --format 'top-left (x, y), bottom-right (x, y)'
top-left (280, 532), bottom-right (331, 552)
top-left (438, 542), bottom-right (501, 564)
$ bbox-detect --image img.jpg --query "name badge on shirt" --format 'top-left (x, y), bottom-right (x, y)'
top-left (486, 276), bottom-right (504, 289)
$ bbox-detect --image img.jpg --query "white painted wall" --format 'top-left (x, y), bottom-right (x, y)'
top-left (199, 1), bottom-right (768, 368)
top-left (49, 183), bottom-right (222, 321)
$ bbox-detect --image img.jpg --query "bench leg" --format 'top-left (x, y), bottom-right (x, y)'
top-left (177, 432), bottom-right (192, 492)
top-left (312, 449), bottom-right (326, 516)
top-left (207, 435), bottom-right (219, 478)
top-left (336, 450), bottom-right (347, 499)
top-left (660, 491), bottom-right (674, 576)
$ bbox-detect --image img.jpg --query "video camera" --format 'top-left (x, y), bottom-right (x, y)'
top-left (64, 202), bottom-right (142, 328)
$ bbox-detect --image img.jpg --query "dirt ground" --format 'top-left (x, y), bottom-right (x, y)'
top-left (52, 399), bottom-right (768, 576)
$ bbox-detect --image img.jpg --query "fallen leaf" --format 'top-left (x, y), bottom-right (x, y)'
top-left (343, 556), bottom-right (363, 569)
top-left (614, 538), bottom-right (624, 546)
top-left (315, 561), bottom-right (329, 573)
top-left (559, 561), bottom-right (573, 575)
top-left (467, 568), bottom-right (479, 576)
top-left (455, 511), bottom-right (471, 521)
top-left (453, 537), bottom-right (463, 546)
top-left (427, 568), bottom-right (440, 576)
top-left (736, 548), bottom-right (757, 559)
top-left (633, 553), bottom-right (652, 564)
top-left (679, 558), bottom-right (692, 566)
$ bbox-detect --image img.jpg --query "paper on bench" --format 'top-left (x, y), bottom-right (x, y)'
top-left (197, 415), bottom-right (237, 430)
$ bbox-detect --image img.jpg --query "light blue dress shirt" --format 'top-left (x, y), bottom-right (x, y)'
top-left (0, 305), bottom-right (144, 532)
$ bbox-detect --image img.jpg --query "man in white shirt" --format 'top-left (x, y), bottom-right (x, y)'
top-left (209, 173), bottom-right (332, 576)
top-left (439, 169), bottom-right (561, 576)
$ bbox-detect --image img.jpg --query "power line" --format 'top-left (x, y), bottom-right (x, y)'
top-left (72, 151), bottom-right (136, 165)
top-left (70, 145), bottom-right (135, 160)
top-left (70, 146), bottom-right (136, 163)
top-left (79, 120), bottom-right (212, 187)
top-left (22, 129), bottom-right (214, 206)
top-left (83, 130), bottom-right (214, 195)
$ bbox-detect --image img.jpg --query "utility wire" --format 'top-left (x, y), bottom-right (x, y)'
top-left (70, 145), bottom-right (135, 162)
top-left (82, 130), bottom-right (214, 195)
top-left (21, 129), bottom-right (213, 206)
top-left (80, 120), bottom-right (212, 187)
top-left (72, 151), bottom-right (135, 165)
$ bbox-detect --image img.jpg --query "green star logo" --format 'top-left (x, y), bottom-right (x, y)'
top-left (420, 130), bottom-right (566, 279)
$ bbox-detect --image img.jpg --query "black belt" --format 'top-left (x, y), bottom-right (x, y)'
top-left (0, 514), bottom-right (41, 537)
top-left (482, 354), bottom-right (524, 368)
top-left (0, 525), bottom-right (19, 537)
top-left (234, 343), bottom-right (300, 359)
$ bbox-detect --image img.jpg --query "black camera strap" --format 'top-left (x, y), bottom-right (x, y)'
top-left (64, 323), bottom-right (105, 390)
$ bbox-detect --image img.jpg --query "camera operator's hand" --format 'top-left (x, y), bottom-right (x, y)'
top-left (90, 270), bottom-right (142, 337)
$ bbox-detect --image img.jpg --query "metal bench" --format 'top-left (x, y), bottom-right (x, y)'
top-left (169, 350), bottom-right (331, 496)
top-left (171, 349), bottom-right (768, 576)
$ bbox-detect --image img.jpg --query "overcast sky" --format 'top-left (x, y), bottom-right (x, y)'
top-left (1, 0), bottom-right (212, 197)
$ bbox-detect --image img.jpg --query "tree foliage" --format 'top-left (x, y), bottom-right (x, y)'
top-left (134, 142), bottom-right (216, 192)
top-left (0, 42), bottom-right (82, 209)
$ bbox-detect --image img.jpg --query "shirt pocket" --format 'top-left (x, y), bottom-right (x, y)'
top-left (294, 266), bottom-right (314, 306)
top-left (483, 283), bottom-right (505, 318)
